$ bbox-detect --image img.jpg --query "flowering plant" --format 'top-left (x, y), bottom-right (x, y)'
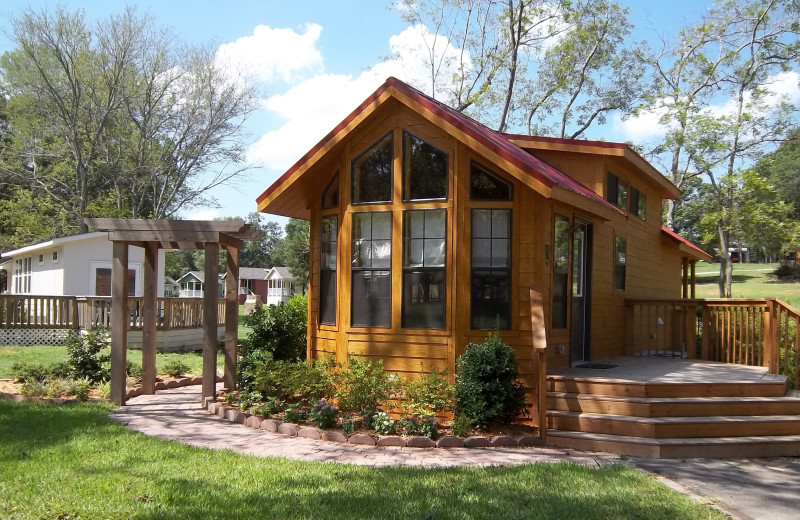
top-left (310, 398), bottom-right (339, 429)
top-left (373, 411), bottom-right (395, 435)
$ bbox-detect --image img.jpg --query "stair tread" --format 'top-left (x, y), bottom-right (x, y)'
top-left (547, 375), bottom-right (785, 385)
top-left (548, 429), bottom-right (800, 446)
top-left (547, 411), bottom-right (800, 423)
top-left (548, 392), bottom-right (800, 403)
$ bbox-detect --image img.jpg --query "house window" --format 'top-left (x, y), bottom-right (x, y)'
top-left (52, 251), bottom-right (59, 263)
top-left (351, 212), bottom-right (392, 327)
top-left (322, 173), bottom-right (339, 209)
top-left (607, 172), bottom-right (627, 211)
top-left (402, 131), bottom-right (448, 201)
top-left (471, 209), bottom-right (511, 330)
top-left (268, 279), bottom-right (283, 298)
top-left (38, 254), bottom-right (44, 265)
top-left (14, 257), bottom-right (32, 294)
top-left (402, 209), bottom-right (446, 329)
top-left (320, 216), bottom-right (337, 325)
top-left (615, 235), bottom-right (627, 291)
top-left (630, 186), bottom-right (646, 220)
top-left (94, 268), bottom-right (136, 296)
top-left (470, 162), bottom-right (513, 201)
top-left (352, 132), bottom-right (393, 204)
top-left (552, 215), bottom-right (570, 329)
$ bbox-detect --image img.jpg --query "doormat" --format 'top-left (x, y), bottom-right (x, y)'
top-left (573, 362), bottom-right (618, 369)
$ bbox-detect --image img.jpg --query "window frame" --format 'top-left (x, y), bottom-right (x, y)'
top-left (630, 186), bottom-right (646, 220)
top-left (552, 214), bottom-right (570, 329)
top-left (470, 161), bottom-right (513, 201)
top-left (319, 215), bottom-right (338, 325)
top-left (351, 132), bottom-right (394, 205)
top-left (351, 211), bottom-right (393, 328)
top-left (470, 208), bottom-right (512, 331)
top-left (401, 208), bottom-right (447, 330)
top-left (614, 235), bottom-right (627, 291)
top-left (402, 130), bottom-right (449, 202)
top-left (606, 172), bottom-right (628, 211)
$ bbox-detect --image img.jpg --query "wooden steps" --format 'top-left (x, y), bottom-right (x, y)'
top-left (545, 374), bottom-right (800, 458)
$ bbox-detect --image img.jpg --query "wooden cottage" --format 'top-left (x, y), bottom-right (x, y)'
top-left (256, 77), bottom-right (711, 385)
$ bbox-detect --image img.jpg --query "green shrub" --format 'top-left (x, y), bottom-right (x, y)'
top-left (66, 329), bottom-right (109, 383)
top-left (309, 398), bottom-right (339, 429)
top-left (162, 360), bottom-right (191, 378)
top-left (11, 362), bottom-right (51, 383)
top-left (243, 294), bottom-right (308, 361)
top-left (336, 356), bottom-right (398, 417)
top-left (249, 355), bottom-right (335, 403)
top-left (372, 411), bottom-right (395, 435)
top-left (48, 361), bottom-right (73, 379)
top-left (21, 380), bottom-right (48, 397)
top-left (419, 416), bottom-right (438, 439)
top-left (46, 378), bottom-right (72, 397)
top-left (774, 264), bottom-right (800, 280)
top-left (451, 414), bottom-right (471, 437)
top-left (98, 381), bottom-right (112, 399)
top-left (126, 361), bottom-right (143, 382)
top-left (454, 333), bottom-right (527, 429)
top-left (73, 378), bottom-right (91, 401)
top-left (341, 416), bottom-right (355, 435)
top-left (283, 403), bottom-right (307, 423)
top-left (402, 367), bottom-right (453, 416)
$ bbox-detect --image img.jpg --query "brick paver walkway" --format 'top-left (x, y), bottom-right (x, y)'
top-left (111, 384), bottom-right (619, 468)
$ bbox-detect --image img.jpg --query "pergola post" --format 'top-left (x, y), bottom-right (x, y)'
top-left (224, 245), bottom-right (239, 390)
top-left (110, 241), bottom-right (129, 405)
top-left (202, 242), bottom-right (220, 401)
top-left (141, 242), bottom-right (159, 394)
top-left (690, 261), bottom-right (697, 299)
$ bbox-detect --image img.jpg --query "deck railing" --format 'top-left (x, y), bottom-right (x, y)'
top-left (626, 298), bottom-right (800, 389)
top-left (0, 295), bottom-right (226, 331)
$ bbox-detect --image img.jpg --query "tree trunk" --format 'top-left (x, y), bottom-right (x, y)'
top-left (718, 226), bottom-right (731, 298)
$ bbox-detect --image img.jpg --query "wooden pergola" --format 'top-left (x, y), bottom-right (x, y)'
top-left (85, 218), bottom-right (264, 405)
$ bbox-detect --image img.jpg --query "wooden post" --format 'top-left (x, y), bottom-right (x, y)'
top-left (690, 261), bottom-right (697, 299)
top-left (764, 298), bottom-right (777, 373)
top-left (224, 245), bottom-right (239, 390)
top-left (110, 241), bottom-right (129, 406)
top-left (528, 289), bottom-right (548, 445)
top-left (701, 304), bottom-right (711, 360)
top-left (686, 304), bottom-right (697, 359)
top-left (202, 242), bottom-right (220, 402)
top-left (682, 257), bottom-right (689, 299)
top-left (141, 243), bottom-right (159, 395)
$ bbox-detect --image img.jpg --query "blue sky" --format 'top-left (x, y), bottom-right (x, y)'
top-left (2, 1), bottom-right (788, 223)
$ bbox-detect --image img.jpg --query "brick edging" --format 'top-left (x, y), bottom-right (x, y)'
top-left (202, 397), bottom-right (544, 449)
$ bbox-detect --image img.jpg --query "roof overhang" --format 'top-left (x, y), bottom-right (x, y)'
top-left (661, 226), bottom-right (713, 262)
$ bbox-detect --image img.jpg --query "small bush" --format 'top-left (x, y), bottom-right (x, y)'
top-left (73, 378), bottom-right (91, 401)
top-left (774, 264), bottom-right (800, 280)
top-left (336, 356), bottom-right (398, 417)
top-left (48, 361), bottom-right (73, 379)
top-left (21, 380), bottom-right (48, 397)
top-left (250, 356), bottom-right (335, 403)
top-left (341, 417), bottom-right (355, 435)
top-left (451, 414), bottom-right (471, 437)
top-left (372, 411), bottom-right (395, 435)
top-left (243, 294), bottom-right (308, 361)
top-left (401, 415), bottom-right (421, 436)
top-left (309, 398), bottom-right (338, 429)
top-left (126, 362), bottom-right (143, 382)
top-left (261, 396), bottom-right (286, 416)
top-left (11, 362), bottom-right (51, 383)
top-left (162, 360), bottom-right (191, 378)
top-left (66, 329), bottom-right (109, 383)
top-left (403, 367), bottom-right (453, 416)
top-left (283, 403), bottom-right (306, 423)
top-left (419, 416), bottom-right (438, 440)
top-left (454, 333), bottom-right (527, 429)
top-left (46, 378), bottom-right (73, 397)
top-left (98, 381), bottom-right (112, 399)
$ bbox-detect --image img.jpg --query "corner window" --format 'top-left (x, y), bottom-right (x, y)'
top-left (615, 235), bottom-right (627, 291)
top-left (352, 133), bottom-right (393, 204)
top-left (402, 209), bottom-right (446, 329)
top-left (552, 215), bottom-right (570, 329)
top-left (402, 131), bottom-right (448, 201)
top-left (319, 216), bottom-right (337, 325)
top-left (351, 212), bottom-right (392, 327)
top-left (322, 172), bottom-right (339, 209)
top-left (470, 209), bottom-right (511, 329)
top-left (607, 173), bottom-right (627, 211)
top-left (630, 186), bottom-right (646, 220)
top-left (470, 162), bottom-right (513, 201)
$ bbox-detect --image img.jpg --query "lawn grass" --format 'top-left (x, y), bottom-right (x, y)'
top-left (0, 399), bottom-right (725, 520)
top-left (0, 345), bottom-right (225, 379)
top-left (695, 262), bottom-right (800, 303)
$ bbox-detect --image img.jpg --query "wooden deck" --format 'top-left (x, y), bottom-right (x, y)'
top-left (545, 357), bottom-right (800, 458)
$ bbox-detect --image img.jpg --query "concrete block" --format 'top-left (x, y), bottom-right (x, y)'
top-left (436, 436), bottom-right (465, 448)
top-left (377, 436), bottom-right (407, 447)
top-left (406, 436), bottom-right (436, 448)
top-left (463, 436), bottom-right (491, 448)
top-left (347, 434), bottom-right (376, 446)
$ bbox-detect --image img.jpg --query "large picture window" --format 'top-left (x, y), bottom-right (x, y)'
top-left (351, 212), bottom-right (392, 327)
top-left (402, 209), bottom-right (446, 329)
top-left (352, 133), bottom-right (393, 204)
top-left (402, 131), bottom-right (448, 201)
top-left (471, 209), bottom-right (511, 329)
top-left (14, 257), bottom-right (32, 294)
top-left (615, 235), bottom-right (627, 291)
top-left (552, 215), bottom-right (570, 329)
top-left (320, 216), bottom-right (338, 325)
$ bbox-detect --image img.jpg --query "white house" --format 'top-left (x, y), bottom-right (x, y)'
top-left (266, 266), bottom-right (302, 306)
top-left (1, 232), bottom-right (167, 297)
top-left (176, 270), bottom-right (224, 298)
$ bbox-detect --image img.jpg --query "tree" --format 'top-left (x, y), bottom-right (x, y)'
top-left (0, 6), bottom-right (255, 233)
top-left (239, 212), bottom-right (284, 268)
top-left (756, 128), bottom-right (800, 221)
top-left (272, 218), bottom-right (310, 290)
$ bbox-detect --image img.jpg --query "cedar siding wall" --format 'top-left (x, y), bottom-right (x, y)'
top-left (306, 104), bottom-right (684, 387)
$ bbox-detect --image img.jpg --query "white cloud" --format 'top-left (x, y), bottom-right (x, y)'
top-left (184, 209), bottom-right (221, 221)
top-left (247, 24), bottom-right (467, 172)
top-left (215, 23), bottom-right (324, 84)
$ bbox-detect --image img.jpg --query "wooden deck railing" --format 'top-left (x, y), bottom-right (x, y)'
top-left (0, 295), bottom-right (226, 331)
top-left (529, 289), bottom-right (548, 443)
top-left (626, 298), bottom-right (800, 388)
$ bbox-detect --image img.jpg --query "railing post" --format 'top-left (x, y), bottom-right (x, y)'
top-left (528, 288), bottom-right (547, 445)
top-left (701, 304), bottom-right (710, 361)
top-left (686, 304), bottom-right (697, 359)
top-left (764, 298), bottom-right (777, 373)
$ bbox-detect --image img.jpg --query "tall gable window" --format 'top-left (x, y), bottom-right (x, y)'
top-left (630, 186), bottom-right (646, 220)
top-left (320, 216), bottom-right (338, 325)
top-left (606, 172), bottom-right (627, 211)
top-left (352, 133), bottom-right (393, 204)
top-left (402, 209), bottom-right (446, 329)
top-left (471, 209), bottom-right (511, 329)
top-left (322, 173), bottom-right (339, 209)
top-left (351, 212), bottom-right (392, 327)
top-left (402, 131), bottom-right (448, 201)
top-left (471, 162), bottom-right (513, 201)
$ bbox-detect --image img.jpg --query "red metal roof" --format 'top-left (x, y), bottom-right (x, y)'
top-left (256, 77), bottom-right (621, 215)
top-left (501, 133), bottom-right (627, 150)
top-left (661, 226), bottom-right (712, 262)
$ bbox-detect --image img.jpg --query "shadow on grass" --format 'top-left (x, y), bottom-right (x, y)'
top-left (696, 273), bottom-right (759, 285)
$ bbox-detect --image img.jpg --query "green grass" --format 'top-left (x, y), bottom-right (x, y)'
top-left (0, 400), bottom-right (725, 520)
top-left (695, 262), bottom-right (800, 303)
top-left (0, 346), bottom-right (225, 379)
